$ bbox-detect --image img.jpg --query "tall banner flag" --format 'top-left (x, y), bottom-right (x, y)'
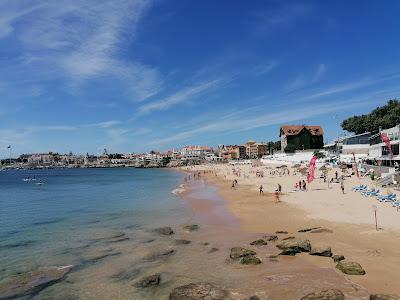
top-left (380, 132), bottom-right (393, 158)
top-left (352, 152), bottom-right (359, 178)
top-left (307, 155), bottom-right (317, 183)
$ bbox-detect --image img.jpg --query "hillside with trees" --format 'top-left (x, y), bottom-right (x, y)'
top-left (341, 99), bottom-right (400, 134)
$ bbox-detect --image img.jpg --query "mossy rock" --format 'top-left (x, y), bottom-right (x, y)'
top-left (336, 260), bottom-right (366, 275)
top-left (250, 239), bottom-right (268, 246)
top-left (230, 247), bottom-right (256, 260)
top-left (300, 289), bottom-right (345, 300)
top-left (240, 255), bottom-right (262, 265)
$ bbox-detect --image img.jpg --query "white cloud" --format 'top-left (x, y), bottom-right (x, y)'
top-left (138, 78), bottom-right (225, 114)
top-left (0, 0), bottom-right (162, 102)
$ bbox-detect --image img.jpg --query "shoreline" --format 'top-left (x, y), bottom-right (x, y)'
top-left (180, 164), bottom-right (400, 297)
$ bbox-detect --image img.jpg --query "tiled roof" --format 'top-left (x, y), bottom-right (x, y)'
top-left (280, 125), bottom-right (324, 136)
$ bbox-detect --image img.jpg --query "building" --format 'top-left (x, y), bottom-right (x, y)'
top-left (245, 140), bottom-right (268, 159)
top-left (180, 146), bottom-right (213, 159)
top-left (218, 145), bottom-right (246, 159)
top-left (324, 132), bottom-right (371, 156)
top-left (368, 125), bottom-right (400, 166)
top-left (280, 125), bottom-right (324, 151)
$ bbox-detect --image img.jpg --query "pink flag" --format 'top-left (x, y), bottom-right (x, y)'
top-left (380, 132), bottom-right (393, 158)
top-left (307, 155), bottom-right (317, 183)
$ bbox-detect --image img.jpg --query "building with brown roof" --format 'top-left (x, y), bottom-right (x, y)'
top-left (280, 125), bottom-right (324, 151)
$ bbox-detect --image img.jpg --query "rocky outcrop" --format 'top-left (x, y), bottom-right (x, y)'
top-left (336, 260), bottom-right (366, 275)
top-left (230, 247), bottom-right (256, 260)
top-left (276, 230), bottom-right (288, 234)
top-left (0, 266), bottom-right (72, 300)
top-left (310, 228), bottom-right (333, 234)
top-left (264, 234), bottom-right (278, 241)
top-left (134, 274), bottom-right (161, 288)
top-left (174, 239), bottom-right (191, 245)
top-left (183, 224), bottom-right (199, 232)
top-left (300, 289), bottom-right (345, 300)
top-left (248, 296), bottom-right (260, 300)
top-left (144, 248), bottom-right (175, 261)
top-left (332, 255), bottom-right (345, 263)
top-left (169, 282), bottom-right (233, 300)
top-left (298, 227), bottom-right (321, 233)
top-left (309, 246), bottom-right (332, 257)
top-left (279, 248), bottom-right (301, 256)
top-left (250, 239), bottom-right (268, 246)
top-left (154, 227), bottom-right (174, 235)
top-left (370, 295), bottom-right (400, 300)
top-left (276, 238), bottom-right (311, 253)
top-left (240, 255), bottom-right (262, 265)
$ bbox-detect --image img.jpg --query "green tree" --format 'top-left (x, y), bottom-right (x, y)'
top-left (341, 99), bottom-right (400, 134)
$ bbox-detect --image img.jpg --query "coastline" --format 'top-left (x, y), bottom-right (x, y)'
top-left (180, 164), bottom-right (400, 297)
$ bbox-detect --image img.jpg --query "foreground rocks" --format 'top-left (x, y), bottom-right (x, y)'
top-left (134, 274), bottom-right (161, 288)
top-left (240, 255), bottom-right (262, 265)
top-left (332, 255), bottom-right (345, 263)
top-left (144, 248), bottom-right (175, 261)
top-left (264, 234), bottom-right (278, 241)
top-left (154, 227), bottom-right (174, 235)
top-left (336, 260), bottom-right (366, 275)
top-left (370, 295), bottom-right (400, 300)
top-left (183, 224), bottom-right (199, 232)
top-left (169, 282), bottom-right (233, 300)
top-left (230, 247), bottom-right (256, 260)
top-left (276, 238), bottom-right (311, 254)
top-left (298, 227), bottom-right (321, 233)
top-left (300, 289), bottom-right (345, 300)
top-left (0, 266), bottom-right (72, 300)
top-left (250, 239), bottom-right (268, 246)
top-left (309, 246), bottom-right (332, 257)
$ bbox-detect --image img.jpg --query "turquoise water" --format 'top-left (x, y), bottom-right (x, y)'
top-left (0, 168), bottom-right (187, 280)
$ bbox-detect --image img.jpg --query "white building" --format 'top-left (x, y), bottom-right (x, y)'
top-left (368, 125), bottom-right (400, 166)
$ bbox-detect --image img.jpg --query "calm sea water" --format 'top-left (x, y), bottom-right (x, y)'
top-left (0, 168), bottom-right (187, 280)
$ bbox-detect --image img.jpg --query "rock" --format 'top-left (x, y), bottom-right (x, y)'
top-left (111, 268), bottom-right (141, 281)
top-left (370, 295), bottom-right (400, 300)
top-left (208, 248), bottom-right (219, 254)
top-left (154, 227), bottom-right (174, 235)
top-left (298, 227), bottom-right (321, 233)
top-left (250, 239), bottom-right (268, 246)
top-left (175, 239), bottom-right (191, 245)
top-left (183, 224), bottom-right (199, 232)
top-left (144, 248), bottom-right (175, 261)
top-left (106, 236), bottom-right (130, 243)
top-left (202, 242), bottom-right (210, 246)
top-left (248, 296), bottom-right (260, 300)
top-left (310, 228), bottom-right (333, 234)
top-left (276, 238), bottom-right (311, 253)
top-left (264, 234), bottom-right (278, 241)
top-left (276, 231), bottom-right (288, 234)
top-left (279, 248), bottom-right (301, 256)
top-left (240, 255), bottom-right (262, 265)
top-left (310, 246), bottom-right (332, 257)
top-left (282, 236), bottom-right (296, 241)
top-left (83, 249), bottom-right (121, 263)
top-left (0, 266), bottom-right (72, 299)
top-left (336, 260), bottom-right (366, 275)
top-left (169, 282), bottom-right (232, 300)
top-left (230, 247), bottom-right (256, 260)
top-left (332, 255), bottom-right (345, 263)
top-left (300, 289), bottom-right (345, 300)
top-left (134, 274), bottom-right (161, 288)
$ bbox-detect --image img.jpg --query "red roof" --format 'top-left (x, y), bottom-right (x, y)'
top-left (280, 125), bottom-right (324, 136)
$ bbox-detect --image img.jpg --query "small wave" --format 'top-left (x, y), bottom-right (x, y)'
top-left (172, 184), bottom-right (185, 195)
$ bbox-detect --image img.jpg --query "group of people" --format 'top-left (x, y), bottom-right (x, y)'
top-left (295, 180), bottom-right (307, 191)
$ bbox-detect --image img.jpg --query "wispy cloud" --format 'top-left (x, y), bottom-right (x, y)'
top-left (0, 0), bottom-right (162, 101)
top-left (285, 63), bottom-right (327, 92)
top-left (138, 78), bottom-right (227, 114)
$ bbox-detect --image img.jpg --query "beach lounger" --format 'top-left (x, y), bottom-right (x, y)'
top-left (361, 188), bottom-right (375, 196)
top-left (352, 185), bottom-right (367, 191)
top-left (377, 194), bottom-right (396, 202)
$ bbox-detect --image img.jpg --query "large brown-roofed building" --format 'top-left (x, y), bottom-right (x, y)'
top-left (280, 125), bottom-right (324, 151)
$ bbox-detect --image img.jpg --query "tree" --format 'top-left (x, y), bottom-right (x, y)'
top-left (341, 99), bottom-right (400, 134)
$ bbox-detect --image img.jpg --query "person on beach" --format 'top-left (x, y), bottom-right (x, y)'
top-left (278, 184), bottom-right (282, 194)
top-left (274, 190), bottom-right (280, 202)
top-left (299, 180), bottom-right (302, 190)
top-left (259, 185), bottom-right (263, 195)
top-left (302, 180), bottom-right (307, 191)
top-left (295, 182), bottom-right (299, 190)
top-left (335, 171), bottom-right (338, 180)
top-left (231, 181), bottom-right (235, 189)
top-left (341, 181), bottom-right (345, 194)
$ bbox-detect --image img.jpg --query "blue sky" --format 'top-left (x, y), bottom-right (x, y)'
top-left (1, 0), bottom-right (400, 157)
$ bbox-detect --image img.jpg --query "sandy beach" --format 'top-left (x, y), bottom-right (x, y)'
top-left (180, 163), bottom-right (400, 297)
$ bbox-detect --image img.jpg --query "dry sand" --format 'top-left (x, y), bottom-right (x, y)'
top-left (181, 163), bottom-right (400, 296)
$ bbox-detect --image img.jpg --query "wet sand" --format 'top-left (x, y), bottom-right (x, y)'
top-left (182, 165), bottom-right (400, 298)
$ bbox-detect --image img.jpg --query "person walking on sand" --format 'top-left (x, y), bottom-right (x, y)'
top-left (274, 190), bottom-right (280, 202)
top-left (231, 181), bottom-right (235, 189)
top-left (278, 184), bottom-right (282, 194)
top-left (299, 180), bottom-right (302, 190)
top-left (302, 180), bottom-right (307, 191)
top-left (259, 185), bottom-right (263, 195)
top-left (340, 181), bottom-right (345, 194)
top-left (335, 171), bottom-right (338, 180)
